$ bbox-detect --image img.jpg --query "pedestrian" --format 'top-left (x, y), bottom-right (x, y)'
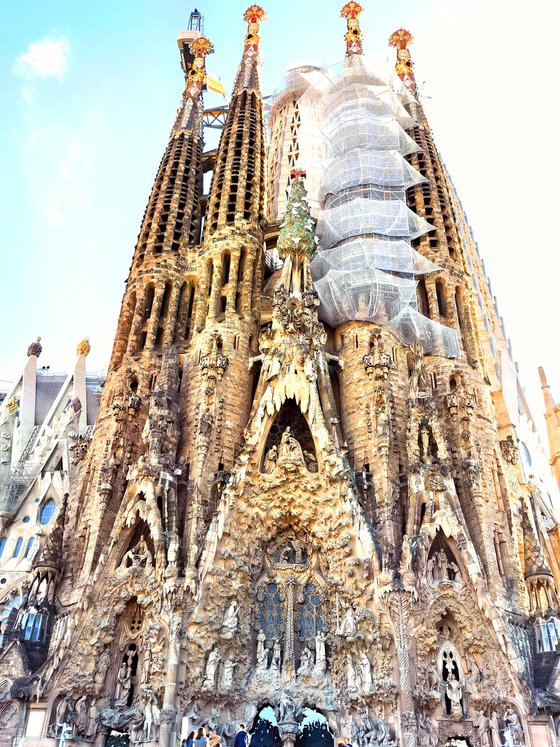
top-left (182, 730), bottom-right (196, 747)
top-left (234, 723), bottom-right (251, 747)
top-left (196, 727), bottom-right (209, 747)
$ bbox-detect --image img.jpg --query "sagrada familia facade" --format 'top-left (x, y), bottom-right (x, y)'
top-left (3, 4), bottom-right (560, 746)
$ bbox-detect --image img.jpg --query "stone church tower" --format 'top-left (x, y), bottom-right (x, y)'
top-left (2, 4), bottom-right (560, 747)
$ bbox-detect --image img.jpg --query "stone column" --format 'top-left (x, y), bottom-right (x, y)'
top-left (158, 608), bottom-right (183, 747)
top-left (387, 588), bottom-right (417, 747)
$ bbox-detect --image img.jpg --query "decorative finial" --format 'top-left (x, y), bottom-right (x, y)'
top-left (76, 338), bottom-right (91, 357)
top-left (388, 29), bottom-right (416, 89)
top-left (27, 336), bottom-right (42, 358)
top-left (341, 2), bottom-right (364, 56)
top-left (186, 36), bottom-right (214, 92)
top-left (243, 6), bottom-right (267, 52)
top-left (277, 175), bottom-right (316, 260)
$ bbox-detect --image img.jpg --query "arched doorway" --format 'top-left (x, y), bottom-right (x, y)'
top-left (296, 710), bottom-right (333, 747)
top-left (251, 707), bottom-right (283, 747)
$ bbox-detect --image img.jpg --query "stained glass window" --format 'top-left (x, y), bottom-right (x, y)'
top-left (260, 583), bottom-right (283, 639)
top-left (298, 583), bottom-right (323, 640)
top-left (39, 499), bottom-right (56, 526)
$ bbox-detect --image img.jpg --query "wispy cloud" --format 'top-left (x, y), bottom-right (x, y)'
top-left (13, 37), bottom-right (70, 82)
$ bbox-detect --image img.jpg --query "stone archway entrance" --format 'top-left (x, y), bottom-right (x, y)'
top-left (251, 707), bottom-right (283, 747)
top-left (105, 733), bottom-right (130, 747)
top-left (295, 710), bottom-right (333, 747)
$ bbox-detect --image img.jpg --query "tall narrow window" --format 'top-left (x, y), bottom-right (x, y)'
top-left (39, 499), bottom-right (56, 526)
top-left (436, 280), bottom-right (447, 317)
top-left (259, 583), bottom-right (283, 639)
top-left (13, 538), bottom-right (23, 558)
top-left (417, 279), bottom-right (430, 317)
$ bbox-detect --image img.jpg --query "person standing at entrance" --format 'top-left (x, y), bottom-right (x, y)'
top-left (234, 723), bottom-right (251, 747)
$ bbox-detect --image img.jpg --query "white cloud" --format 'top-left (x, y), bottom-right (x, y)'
top-left (13, 37), bottom-right (70, 82)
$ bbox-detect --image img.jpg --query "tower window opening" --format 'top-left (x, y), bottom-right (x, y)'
top-left (417, 279), bottom-right (430, 317)
top-left (436, 280), bottom-right (447, 318)
top-left (143, 286), bottom-right (155, 321)
top-left (13, 538), bottom-right (23, 558)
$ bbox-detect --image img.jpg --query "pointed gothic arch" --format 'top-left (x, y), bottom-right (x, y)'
top-left (260, 399), bottom-right (317, 473)
top-left (427, 532), bottom-right (461, 584)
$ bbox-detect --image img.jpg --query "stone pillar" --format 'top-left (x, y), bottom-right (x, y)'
top-left (158, 609), bottom-right (183, 747)
top-left (387, 589), bottom-right (417, 747)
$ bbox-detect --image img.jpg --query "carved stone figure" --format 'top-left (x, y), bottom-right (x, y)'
top-left (56, 695), bottom-right (73, 730)
top-left (278, 691), bottom-right (297, 723)
top-left (314, 630), bottom-right (327, 674)
top-left (504, 708), bottom-right (524, 745)
top-left (446, 673), bottom-right (463, 715)
top-left (338, 606), bottom-right (357, 636)
top-left (220, 658), bottom-right (236, 691)
top-left (490, 712), bottom-right (503, 747)
top-left (263, 445), bottom-right (278, 474)
top-left (347, 654), bottom-right (359, 694)
top-left (120, 537), bottom-right (153, 570)
top-left (271, 638), bottom-right (282, 671)
top-left (94, 648), bottom-right (111, 686)
top-left (114, 661), bottom-right (132, 702)
top-left (142, 688), bottom-right (161, 741)
top-left (474, 711), bottom-right (492, 747)
top-left (221, 600), bottom-right (239, 636)
top-left (418, 714), bottom-right (438, 747)
top-left (204, 649), bottom-right (221, 688)
top-left (359, 652), bottom-right (373, 693)
top-left (85, 700), bottom-right (98, 739)
top-left (256, 629), bottom-right (267, 669)
top-left (74, 695), bottom-right (88, 735)
top-left (278, 427), bottom-right (305, 467)
top-left (297, 646), bottom-right (314, 676)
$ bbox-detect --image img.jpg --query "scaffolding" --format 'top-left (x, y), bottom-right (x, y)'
top-left (300, 55), bottom-right (459, 357)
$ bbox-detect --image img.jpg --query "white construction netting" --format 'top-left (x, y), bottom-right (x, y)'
top-left (305, 55), bottom-right (460, 358)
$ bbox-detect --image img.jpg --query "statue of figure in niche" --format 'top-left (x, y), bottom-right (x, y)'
top-left (262, 445), bottom-right (278, 474)
top-left (273, 539), bottom-right (308, 567)
top-left (120, 537), bottom-right (153, 571)
top-left (277, 427), bottom-right (306, 469)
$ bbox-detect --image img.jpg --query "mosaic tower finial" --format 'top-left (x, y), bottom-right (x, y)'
top-left (389, 28), bottom-right (416, 90)
top-left (341, 2), bottom-right (364, 56)
top-left (243, 5), bottom-right (267, 53)
top-left (186, 36), bottom-right (214, 95)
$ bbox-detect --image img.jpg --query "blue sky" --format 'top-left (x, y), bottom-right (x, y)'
top-left (1, 0), bottom-right (559, 436)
